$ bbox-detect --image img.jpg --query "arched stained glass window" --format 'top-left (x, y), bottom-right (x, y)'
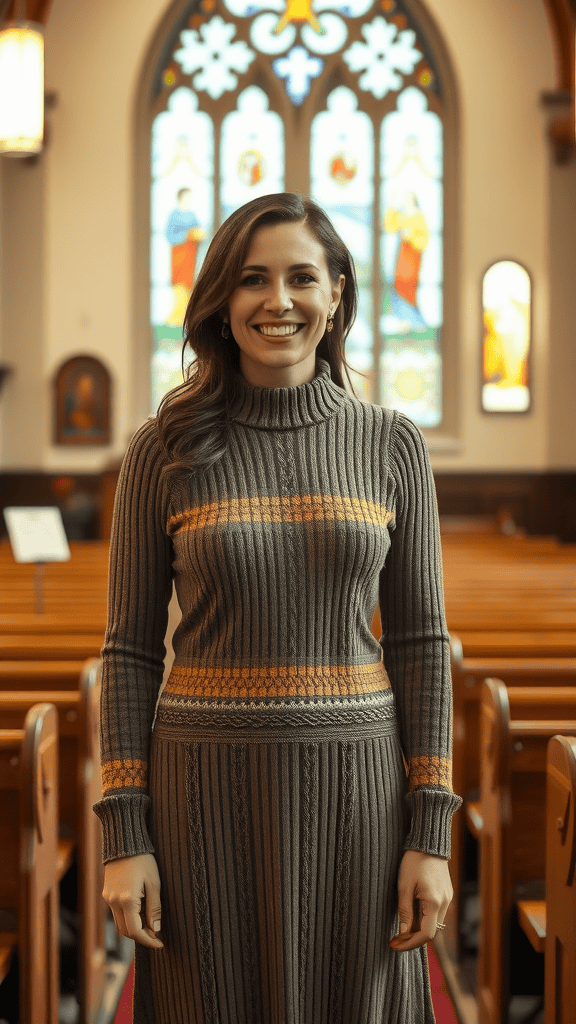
top-left (148, 0), bottom-right (451, 422)
top-left (481, 261), bottom-right (532, 413)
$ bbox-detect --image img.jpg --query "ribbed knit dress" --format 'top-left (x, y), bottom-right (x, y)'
top-left (94, 357), bottom-right (461, 1024)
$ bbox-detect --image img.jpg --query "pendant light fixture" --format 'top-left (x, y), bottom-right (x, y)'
top-left (0, 0), bottom-right (44, 157)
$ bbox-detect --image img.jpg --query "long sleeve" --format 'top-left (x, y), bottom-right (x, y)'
top-left (379, 412), bottom-right (462, 859)
top-left (93, 419), bottom-right (174, 863)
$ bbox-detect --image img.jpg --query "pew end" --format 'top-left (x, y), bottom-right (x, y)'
top-left (478, 680), bottom-right (576, 1024)
top-left (516, 900), bottom-right (546, 953)
top-left (0, 703), bottom-right (60, 1024)
top-left (0, 657), bottom-right (106, 1024)
top-left (545, 734), bottom-right (576, 1024)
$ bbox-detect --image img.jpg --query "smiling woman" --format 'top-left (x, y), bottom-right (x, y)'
top-left (226, 221), bottom-right (345, 387)
top-left (95, 192), bottom-right (461, 1024)
top-left (152, 192), bottom-right (358, 479)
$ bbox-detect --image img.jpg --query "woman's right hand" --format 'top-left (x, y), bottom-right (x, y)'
top-left (103, 853), bottom-right (164, 949)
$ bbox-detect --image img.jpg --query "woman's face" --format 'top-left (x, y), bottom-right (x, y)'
top-left (227, 220), bottom-right (345, 387)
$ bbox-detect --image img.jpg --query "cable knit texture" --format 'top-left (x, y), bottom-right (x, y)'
top-left (94, 358), bottom-right (461, 864)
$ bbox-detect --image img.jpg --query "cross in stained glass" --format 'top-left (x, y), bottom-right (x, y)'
top-left (273, 46), bottom-right (323, 104)
top-left (274, 0), bottom-right (324, 35)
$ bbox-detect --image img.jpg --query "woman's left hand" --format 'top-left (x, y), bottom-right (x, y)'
top-left (389, 849), bottom-right (453, 951)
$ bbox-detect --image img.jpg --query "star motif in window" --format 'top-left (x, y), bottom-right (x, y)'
top-left (272, 46), bottom-right (323, 105)
top-left (174, 16), bottom-right (255, 99)
top-left (343, 17), bottom-right (422, 99)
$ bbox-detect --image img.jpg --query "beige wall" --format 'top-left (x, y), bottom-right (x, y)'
top-left (1, 0), bottom-right (573, 472)
top-left (546, 154), bottom-right (576, 470)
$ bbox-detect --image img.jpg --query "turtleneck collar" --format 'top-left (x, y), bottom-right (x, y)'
top-left (227, 358), bottom-right (347, 430)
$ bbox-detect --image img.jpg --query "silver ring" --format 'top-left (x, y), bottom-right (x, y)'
top-left (435, 922), bottom-right (446, 930)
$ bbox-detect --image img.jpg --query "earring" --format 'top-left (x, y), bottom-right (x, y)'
top-left (326, 307), bottom-right (334, 334)
top-left (221, 318), bottom-right (230, 339)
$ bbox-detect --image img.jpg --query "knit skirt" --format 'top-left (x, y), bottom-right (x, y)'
top-left (132, 692), bottom-right (435, 1023)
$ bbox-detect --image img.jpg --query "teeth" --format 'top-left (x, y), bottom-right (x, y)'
top-left (256, 324), bottom-right (301, 337)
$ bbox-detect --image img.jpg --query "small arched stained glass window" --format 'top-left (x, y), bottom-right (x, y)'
top-left (148, 0), bottom-right (450, 422)
top-left (481, 261), bottom-right (532, 413)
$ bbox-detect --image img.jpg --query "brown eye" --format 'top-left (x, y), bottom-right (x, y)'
top-left (241, 275), bottom-right (265, 286)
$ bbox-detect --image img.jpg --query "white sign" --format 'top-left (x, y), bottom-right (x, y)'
top-left (3, 507), bottom-right (71, 563)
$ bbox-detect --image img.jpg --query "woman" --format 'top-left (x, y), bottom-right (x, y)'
top-left (95, 192), bottom-right (461, 1023)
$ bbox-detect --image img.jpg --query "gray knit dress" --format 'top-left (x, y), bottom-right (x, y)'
top-left (94, 358), bottom-right (461, 1024)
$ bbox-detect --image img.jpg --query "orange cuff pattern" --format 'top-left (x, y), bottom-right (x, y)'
top-left (408, 755), bottom-right (452, 792)
top-left (102, 758), bottom-right (147, 793)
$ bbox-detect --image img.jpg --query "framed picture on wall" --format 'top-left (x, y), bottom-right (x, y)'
top-left (54, 354), bottom-right (111, 445)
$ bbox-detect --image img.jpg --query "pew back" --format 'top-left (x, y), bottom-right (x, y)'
top-left (545, 735), bottom-right (576, 1024)
top-left (0, 703), bottom-right (60, 1024)
top-left (477, 680), bottom-right (576, 1024)
top-left (0, 659), bottom-right (106, 1024)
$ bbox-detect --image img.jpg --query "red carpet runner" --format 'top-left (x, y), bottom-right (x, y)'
top-left (114, 946), bottom-right (459, 1023)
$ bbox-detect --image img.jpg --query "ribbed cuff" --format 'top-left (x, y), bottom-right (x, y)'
top-left (403, 787), bottom-right (463, 859)
top-left (93, 793), bottom-right (155, 864)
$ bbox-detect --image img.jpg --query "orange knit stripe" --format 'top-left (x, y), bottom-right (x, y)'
top-left (168, 495), bottom-right (395, 534)
top-left (102, 758), bottom-right (147, 792)
top-left (164, 662), bottom-right (391, 699)
top-left (408, 755), bottom-right (452, 791)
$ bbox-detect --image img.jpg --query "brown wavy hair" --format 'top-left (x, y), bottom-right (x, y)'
top-left (156, 192), bottom-right (359, 480)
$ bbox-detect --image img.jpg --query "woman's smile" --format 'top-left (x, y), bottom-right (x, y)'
top-left (252, 322), bottom-right (305, 338)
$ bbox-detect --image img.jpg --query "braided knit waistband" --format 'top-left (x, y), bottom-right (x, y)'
top-left (154, 685), bottom-right (398, 744)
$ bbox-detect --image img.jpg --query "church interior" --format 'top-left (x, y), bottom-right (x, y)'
top-left (0, 0), bottom-right (575, 1021)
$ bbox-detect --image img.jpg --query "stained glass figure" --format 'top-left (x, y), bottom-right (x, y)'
top-left (311, 86), bottom-right (374, 398)
top-left (482, 261), bottom-right (531, 412)
top-left (221, 87), bottom-right (284, 220)
top-left (150, 87), bottom-right (214, 413)
top-left (380, 87), bottom-right (443, 426)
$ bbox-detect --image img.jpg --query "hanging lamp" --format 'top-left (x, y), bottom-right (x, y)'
top-left (0, 0), bottom-right (44, 157)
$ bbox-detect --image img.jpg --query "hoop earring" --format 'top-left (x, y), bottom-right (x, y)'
top-left (221, 319), bottom-right (230, 339)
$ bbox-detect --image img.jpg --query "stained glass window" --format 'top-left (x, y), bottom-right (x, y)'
top-left (380, 87), bottom-right (443, 426)
top-left (149, 0), bottom-right (448, 424)
top-left (482, 261), bottom-right (531, 413)
top-left (150, 87), bottom-right (214, 414)
top-left (221, 87), bottom-right (284, 221)
top-left (311, 87), bottom-right (374, 398)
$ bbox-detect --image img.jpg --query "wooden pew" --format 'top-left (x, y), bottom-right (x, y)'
top-left (447, 638), bottom-right (576, 960)
top-left (0, 613), bottom-right (107, 635)
top-left (477, 679), bottom-right (576, 1024)
top-left (545, 735), bottom-right (576, 1024)
top-left (0, 538), bottom-right (110, 566)
top-left (0, 703), bottom-right (59, 1024)
top-left (444, 605), bottom-right (576, 632)
top-left (0, 635), bottom-right (104, 660)
top-left (0, 660), bottom-right (87, 689)
top-left (0, 659), bottom-right (107, 1024)
top-left (439, 510), bottom-right (521, 535)
top-left (0, 538), bottom-right (109, 615)
top-left (455, 632), bottom-right (576, 659)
